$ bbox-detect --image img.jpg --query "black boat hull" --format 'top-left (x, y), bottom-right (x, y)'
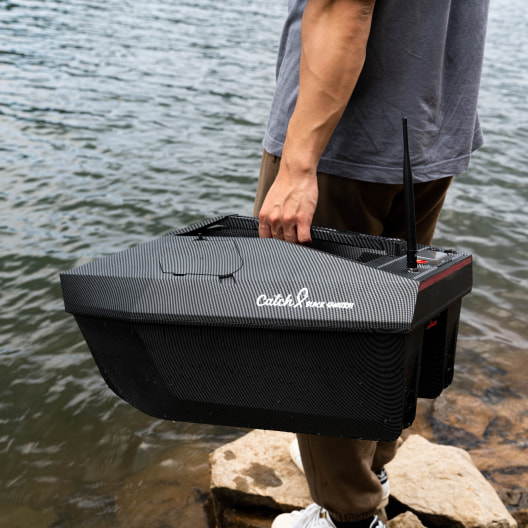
top-left (61, 215), bottom-right (472, 440)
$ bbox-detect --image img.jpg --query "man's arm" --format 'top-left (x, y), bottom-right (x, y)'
top-left (258, 0), bottom-right (376, 244)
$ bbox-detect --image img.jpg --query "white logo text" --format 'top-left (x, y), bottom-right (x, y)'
top-left (256, 287), bottom-right (354, 310)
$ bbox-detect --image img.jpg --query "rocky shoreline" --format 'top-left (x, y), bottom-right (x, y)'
top-left (113, 385), bottom-right (527, 528)
top-left (207, 388), bottom-right (527, 528)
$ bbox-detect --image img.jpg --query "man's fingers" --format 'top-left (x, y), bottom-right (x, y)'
top-left (259, 213), bottom-right (308, 245)
top-left (296, 220), bottom-right (312, 246)
top-left (283, 223), bottom-right (298, 244)
top-left (270, 218), bottom-right (284, 240)
top-left (257, 170), bottom-right (318, 244)
top-left (259, 203), bottom-right (314, 245)
top-left (259, 213), bottom-right (286, 241)
top-left (259, 205), bottom-right (287, 241)
top-left (258, 216), bottom-right (272, 239)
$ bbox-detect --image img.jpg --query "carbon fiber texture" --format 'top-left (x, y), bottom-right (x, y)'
top-left (61, 232), bottom-right (422, 331)
top-left (60, 215), bottom-right (473, 439)
top-left (76, 314), bottom-right (414, 440)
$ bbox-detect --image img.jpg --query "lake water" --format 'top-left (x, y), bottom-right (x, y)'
top-left (1, 0), bottom-right (527, 526)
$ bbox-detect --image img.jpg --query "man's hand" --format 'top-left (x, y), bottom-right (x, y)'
top-left (258, 162), bottom-right (318, 245)
top-left (257, 0), bottom-right (375, 244)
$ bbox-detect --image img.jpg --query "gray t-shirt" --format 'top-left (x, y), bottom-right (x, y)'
top-left (263, 0), bottom-right (490, 183)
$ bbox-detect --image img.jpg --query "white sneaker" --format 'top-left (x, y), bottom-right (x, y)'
top-left (271, 505), bottom-right (387, 528)
top-left (271, 503), bottom-right (337, 528)
top-left (374, 467), bottom-right (389, 505)
top-left (369, 515), bottom-right (387, 528)
top-left (289, 439), bottom-right (390, 507)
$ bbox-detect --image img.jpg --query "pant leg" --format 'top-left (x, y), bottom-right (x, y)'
top-left (296, 435), bottom-right (383, 522)
top-left (254, 150), bottom-right (452, 521)
top-left (253, 151), bottom-right (282, 217)
top-left (372, 441), bottom-right (399, 473)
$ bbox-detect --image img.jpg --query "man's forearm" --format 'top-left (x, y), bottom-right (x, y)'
top-left (282, 0), bottom-right (376, 175)
top-left (258, 0), bottom-right (375, 244)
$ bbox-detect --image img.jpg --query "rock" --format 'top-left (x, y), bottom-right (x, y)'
top-left (388, 511), bottom-right (426, 528)
top-left (209, 430), bottom-right (311, 512)
top-left (470, 443), bottom-right (528, 482)
top-left (209, 430), bottom-right (520, 528)
top-left (429, 390), bottom-right (528, 517)
top-left (475, 397), bottom-right (528, 488)
top-left (432, 391), bottom-right (496, 440)
top-left (386, 434), bottom-right (517, 528)
top-left (512, 510), bottom-right (528, 528)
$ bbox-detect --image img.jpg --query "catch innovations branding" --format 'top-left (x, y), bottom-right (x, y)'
top-left (256, 287), bottom-right (355, 310)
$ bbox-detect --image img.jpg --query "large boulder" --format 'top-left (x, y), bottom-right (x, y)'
top-left (386, 434), bottom-right (517, 528)
top-left (210, 430), bottom-right (518, 528)
top-left (209, 429), bottom-right (310, 512)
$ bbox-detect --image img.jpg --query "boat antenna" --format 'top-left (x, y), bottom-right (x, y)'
top-left (402, 117), bottom-right (418, 271)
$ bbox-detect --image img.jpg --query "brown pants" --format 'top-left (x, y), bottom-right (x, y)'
top-left (253, 151), bottom-right (453, 522)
